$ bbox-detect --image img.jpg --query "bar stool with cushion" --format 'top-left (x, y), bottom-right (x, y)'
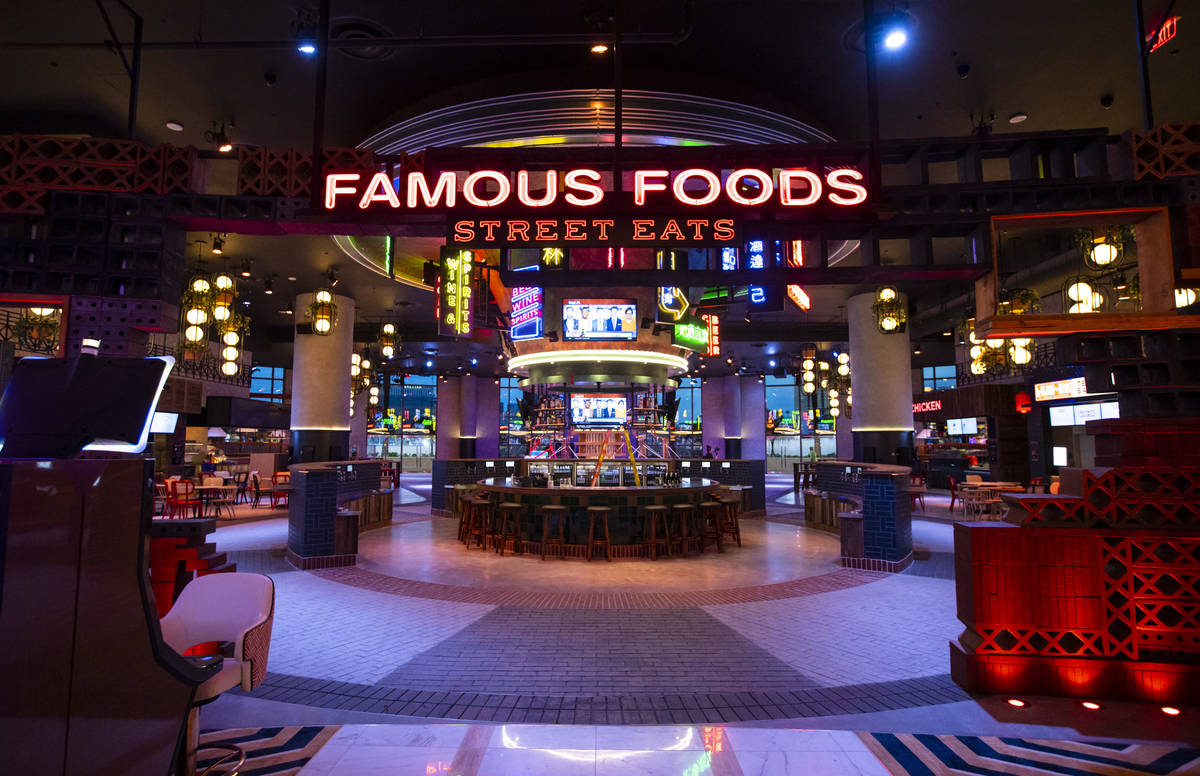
top-left (670, 502), bottom-right (701, 555)
top-left (586, 505), bottom-right (612, 561)
top-left (642, 505), bottom-right (672, 560)
top-left (717, 497), bottom-right (742, 547)
top-left (698, 501), bottom-right (725, 552)
top-left (541, 505), bottom-right (568, 560)
top-left (496, 502), bottom-right (526, 556)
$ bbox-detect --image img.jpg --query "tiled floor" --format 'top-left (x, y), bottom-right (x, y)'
top-left (296, 723), bottom-right (894, 775)
top-left (202, 472), bottom-right (1198, 746)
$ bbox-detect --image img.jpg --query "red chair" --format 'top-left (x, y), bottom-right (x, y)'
top-left (1026, 477), bottom-right (1044, 493)
top-left (270, 473), bottom-right (290, 509)
top-left (948, 476), bottom-right (960, 514)
top-left (167, 479), bottom-right (203, 519)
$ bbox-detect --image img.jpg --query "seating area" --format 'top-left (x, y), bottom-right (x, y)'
top-left (155, 470), bottom-right (290, 519)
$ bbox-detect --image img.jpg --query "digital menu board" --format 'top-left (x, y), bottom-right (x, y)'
top-left (562, 299), bottom-right (637, 341)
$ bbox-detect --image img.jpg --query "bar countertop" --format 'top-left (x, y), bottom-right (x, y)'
top-left (476, 477), bottom-right (718, 494)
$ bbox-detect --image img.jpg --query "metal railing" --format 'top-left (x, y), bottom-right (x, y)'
top-left (955, 342), bottom-right (1058, 386)
top-left (0, 307), bottom-right (60, 356)
top-left (145, 342), bottom-right (251, 387)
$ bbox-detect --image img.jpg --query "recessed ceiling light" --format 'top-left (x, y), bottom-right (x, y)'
top-left (1008, 112), bottom-right (1029, 124)
top-left (287, 275), bottom-right (297, 281)
top-left (165, 121), bottom-right (184, 132)
top-left (590, 43), bottom-right (609, 54)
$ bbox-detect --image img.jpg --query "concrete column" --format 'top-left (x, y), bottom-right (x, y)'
top-left (434, 376), bottom-right (501, 460)
top-left (701, 378), bottom-right (726, 457)
top-left (349, 390), bottom-right (369, 458)
top-left (847, 292), bottom-right (914, 465)
top-left (700, 376), bottom-right (764, 460)
top-left (290, 292), bottom-right (354, 462)
top-left (469, 377), bottom-right (501, 459)
top-left (737, 377), bottom-right (766, 461)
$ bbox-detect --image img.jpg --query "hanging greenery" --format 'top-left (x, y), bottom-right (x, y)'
top-left (307, 289), bottom-right (338, 334)
top-left (871, 295), bottom-right (907, 334)
top-left (979, 345), bottom-right (1008, 374)
top-left (1074, 225), bottom-right (1135, 270)
top-left (12, 312), bottom-right (59, 346)
top-left (998, 287), bottom-right (1041, 315)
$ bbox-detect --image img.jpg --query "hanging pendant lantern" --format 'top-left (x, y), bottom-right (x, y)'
top-left (309, 288), bottom-right (337, 335)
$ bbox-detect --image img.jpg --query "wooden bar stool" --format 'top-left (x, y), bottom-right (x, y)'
top-left (586, 506), bottom-right (612, 561)
top-left (698, 501), bottom-right (725, 553)
top-left (541, 505), bottom-right (568, 560)
top-left (717, 497), bottom-right (742, 548)
top-left (670, 503), bottom-right (701, 556)
top-left (642, 505), bottom-right (672, 560)
top-left (496, 502), bottom-right (525, 556)
top-left (464, 498), bottom-right (495, 550)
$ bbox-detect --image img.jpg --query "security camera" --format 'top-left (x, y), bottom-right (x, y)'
top-left (1100, 93), bottom-right (1114, 109)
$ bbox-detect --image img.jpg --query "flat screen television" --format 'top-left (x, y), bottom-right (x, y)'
top-left (570, 393), bottom-right (627, 426)
top-left (1048, 405), bottom-right (1075, 427)
top-left (562, 298), bottom-right (637, 341)
top-left (960, 417), bottom-right (979, 435)
top-left (946, 418), bottom-right (962, 435)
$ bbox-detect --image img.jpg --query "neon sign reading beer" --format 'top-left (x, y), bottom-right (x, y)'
top-left (324, 167), bottom-right (867, 211)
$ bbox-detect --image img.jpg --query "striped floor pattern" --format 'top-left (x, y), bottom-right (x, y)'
top-left (863, 733), bottom-right (1200, 775)
top-left (197, 726), bottom-right (340, 776)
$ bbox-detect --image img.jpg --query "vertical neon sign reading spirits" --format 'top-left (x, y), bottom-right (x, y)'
top-left (438, 248), bottom-right (474, 337)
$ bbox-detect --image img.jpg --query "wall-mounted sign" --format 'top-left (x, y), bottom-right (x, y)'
top-left (509, 266), bottom-right (543, 341)
top-left (325, 167), bottom-right (868, 212)
top-left (701, 313), bottom-right (720, 357)
top-left (1015, 391), bottom-right (1032, 414)
top-left (540, 246), bottom-right (565, 268)
top-left (657, 286), bottom-right (690, 321)
top-left (672, 315), bottom-right (709, 353)
top-left (1034, 376), bottom-right (1089, 402)
top-left (1146, 15), bottom-right (1179, 53)
top-left (437, 247), bottom-right (474, 337)
top-left (786, 239), bottom-right (811, 311)
top-left (912, 399), bottom-right (943, 414)
top-left (448, 216), bottom-right (737, 247)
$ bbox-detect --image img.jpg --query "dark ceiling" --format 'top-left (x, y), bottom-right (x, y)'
top-left (2, 1), bottom-right (1193, 148)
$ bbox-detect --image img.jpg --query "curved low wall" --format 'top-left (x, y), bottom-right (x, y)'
top-left (814, 460), bottom-right (913, 573)
top-left (286, 459), bottom-right (387, 569)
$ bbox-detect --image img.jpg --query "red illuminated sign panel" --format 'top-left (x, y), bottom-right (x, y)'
top-left (913, 399), bottom-right (942, 414)
top-left (324, 167), bottom-right (867, 212)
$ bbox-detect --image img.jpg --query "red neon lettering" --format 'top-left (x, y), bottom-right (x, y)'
top-left (826, 169), bottom-right (868, 205)
top-left (672, 168), bottom-right (720, 206)
top-left (659, 219), bottom-right (685, 240)
top-left (516, 170), bottom-right (557, 207)
top-left (788, 239), bottom-right (804, 268)
top-left (463, 170), bottom-right (511, 207)
top-left (535, 221), bottom-right (558, 241)
top-left (634, 170), bottom-right (669, 206)
top-left (358, 172), bottom-right (400, 209)
top-left (779, 169), bottom-right (822, 206)
top-left (563, 169), bottom-right (604, 206)
top-left (713, 219), bottom-right (735, 241)
top-left (452, 221), bottom-right (475, 242)
top-left (725, 168), bottom-right (774, 206)
top-left (506, 220), bottom-right (530, 242)
top-left (686, 219), bottom-right (710, 240)
top-left (593, 219), bottom-right (614, 240)
top-left (631, 219), bottom-right (656, 240)
top-left (479, 220), bottom-right (501, 241)
top-left (324, 173), bottom-right (360, 209)
top-left (406, 171), bottom-right (456, 208)
top-left (563, 220), bottom-right (587, 240)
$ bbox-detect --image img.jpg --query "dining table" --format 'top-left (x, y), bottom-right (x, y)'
top-left (194, 484), bottom-right (238, 518)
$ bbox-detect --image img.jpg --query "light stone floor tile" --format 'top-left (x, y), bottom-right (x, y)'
top-left (593, 725), bottom-right (706, 751)
top-left (734, 749), bottom-right (889, 776)
top-left (266, 570), bottom-right (494, 684)
top-left (334, 723), bottom-right (471, 748)
top-left (725, 728), bottom-right (851, 752)
top-left (703, 573), bottom-right (960, 686)
top-left (477, 747), bottom-right (599, 775)
top-left (595, 748), bottom-right (714, 775)
top-left (493, 724), bottom-right (598, 750)
top-left (307, 744), bottom-right (461, 776)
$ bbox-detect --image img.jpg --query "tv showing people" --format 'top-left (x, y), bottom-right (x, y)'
top-left (570, 393), bottom-right (628, 426)
top-left (562, 299), bottom-right (637, 341)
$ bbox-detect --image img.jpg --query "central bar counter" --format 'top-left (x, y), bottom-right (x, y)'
top-left (470, 477), bottom-right (721, 558)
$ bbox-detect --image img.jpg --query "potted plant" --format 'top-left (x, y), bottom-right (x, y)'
top-left (13, 310), bottom-right (59, 347)
top-left (999, 288), bottom-right (1041, 315)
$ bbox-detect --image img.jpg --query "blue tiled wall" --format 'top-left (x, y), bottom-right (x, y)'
top-left (814, 463), bottom-right (912, 563)
top-left (287, 461), bottom-right (382, 558)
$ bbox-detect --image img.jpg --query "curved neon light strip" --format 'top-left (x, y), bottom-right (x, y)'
top-left (508, 349), bottom-right (690, 375)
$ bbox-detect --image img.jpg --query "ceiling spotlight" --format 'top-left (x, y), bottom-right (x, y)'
top-left (590, 43), bottom-right (609, 53)
top-left (425, 359), bottom-right (433, 368)
top-left (943, 330), bottom-right (952, 336)
top-left (165, 120), bottom-right (184, 132)
top-left (326, 268), bottom-right (339, 287)
top-left (239, 259), bottom-right (252, 277)
top-left (726, 357), bottom-right (734, 365)
top-left (280, 303), bottom-right (294, 315)
top-left (205, 123), bottom-right (233, 153)
top-left (264, 275), bottom-right (274, 295)
top-left (914, 346), bottom-right (922, 355)
top-left (297, 42), bottom-right (317, 55)
top-left (211, 235), bottom-right (225, 254)
top-left (882, 28), bottom-right (908, 49)
top-left (287, 275), bottom-right (297, 281)
top-left (1008, 112), bottom-right (1029, 124)
top-left (769, 359), bottom-right (776, 368)
top-left (470, 357), bottom-right (478, 366)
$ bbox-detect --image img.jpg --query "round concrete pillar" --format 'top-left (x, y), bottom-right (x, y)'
top-left (847, 291), bottom-right (914, 465)
top-left (291, 292), bottom-right (355, 462)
